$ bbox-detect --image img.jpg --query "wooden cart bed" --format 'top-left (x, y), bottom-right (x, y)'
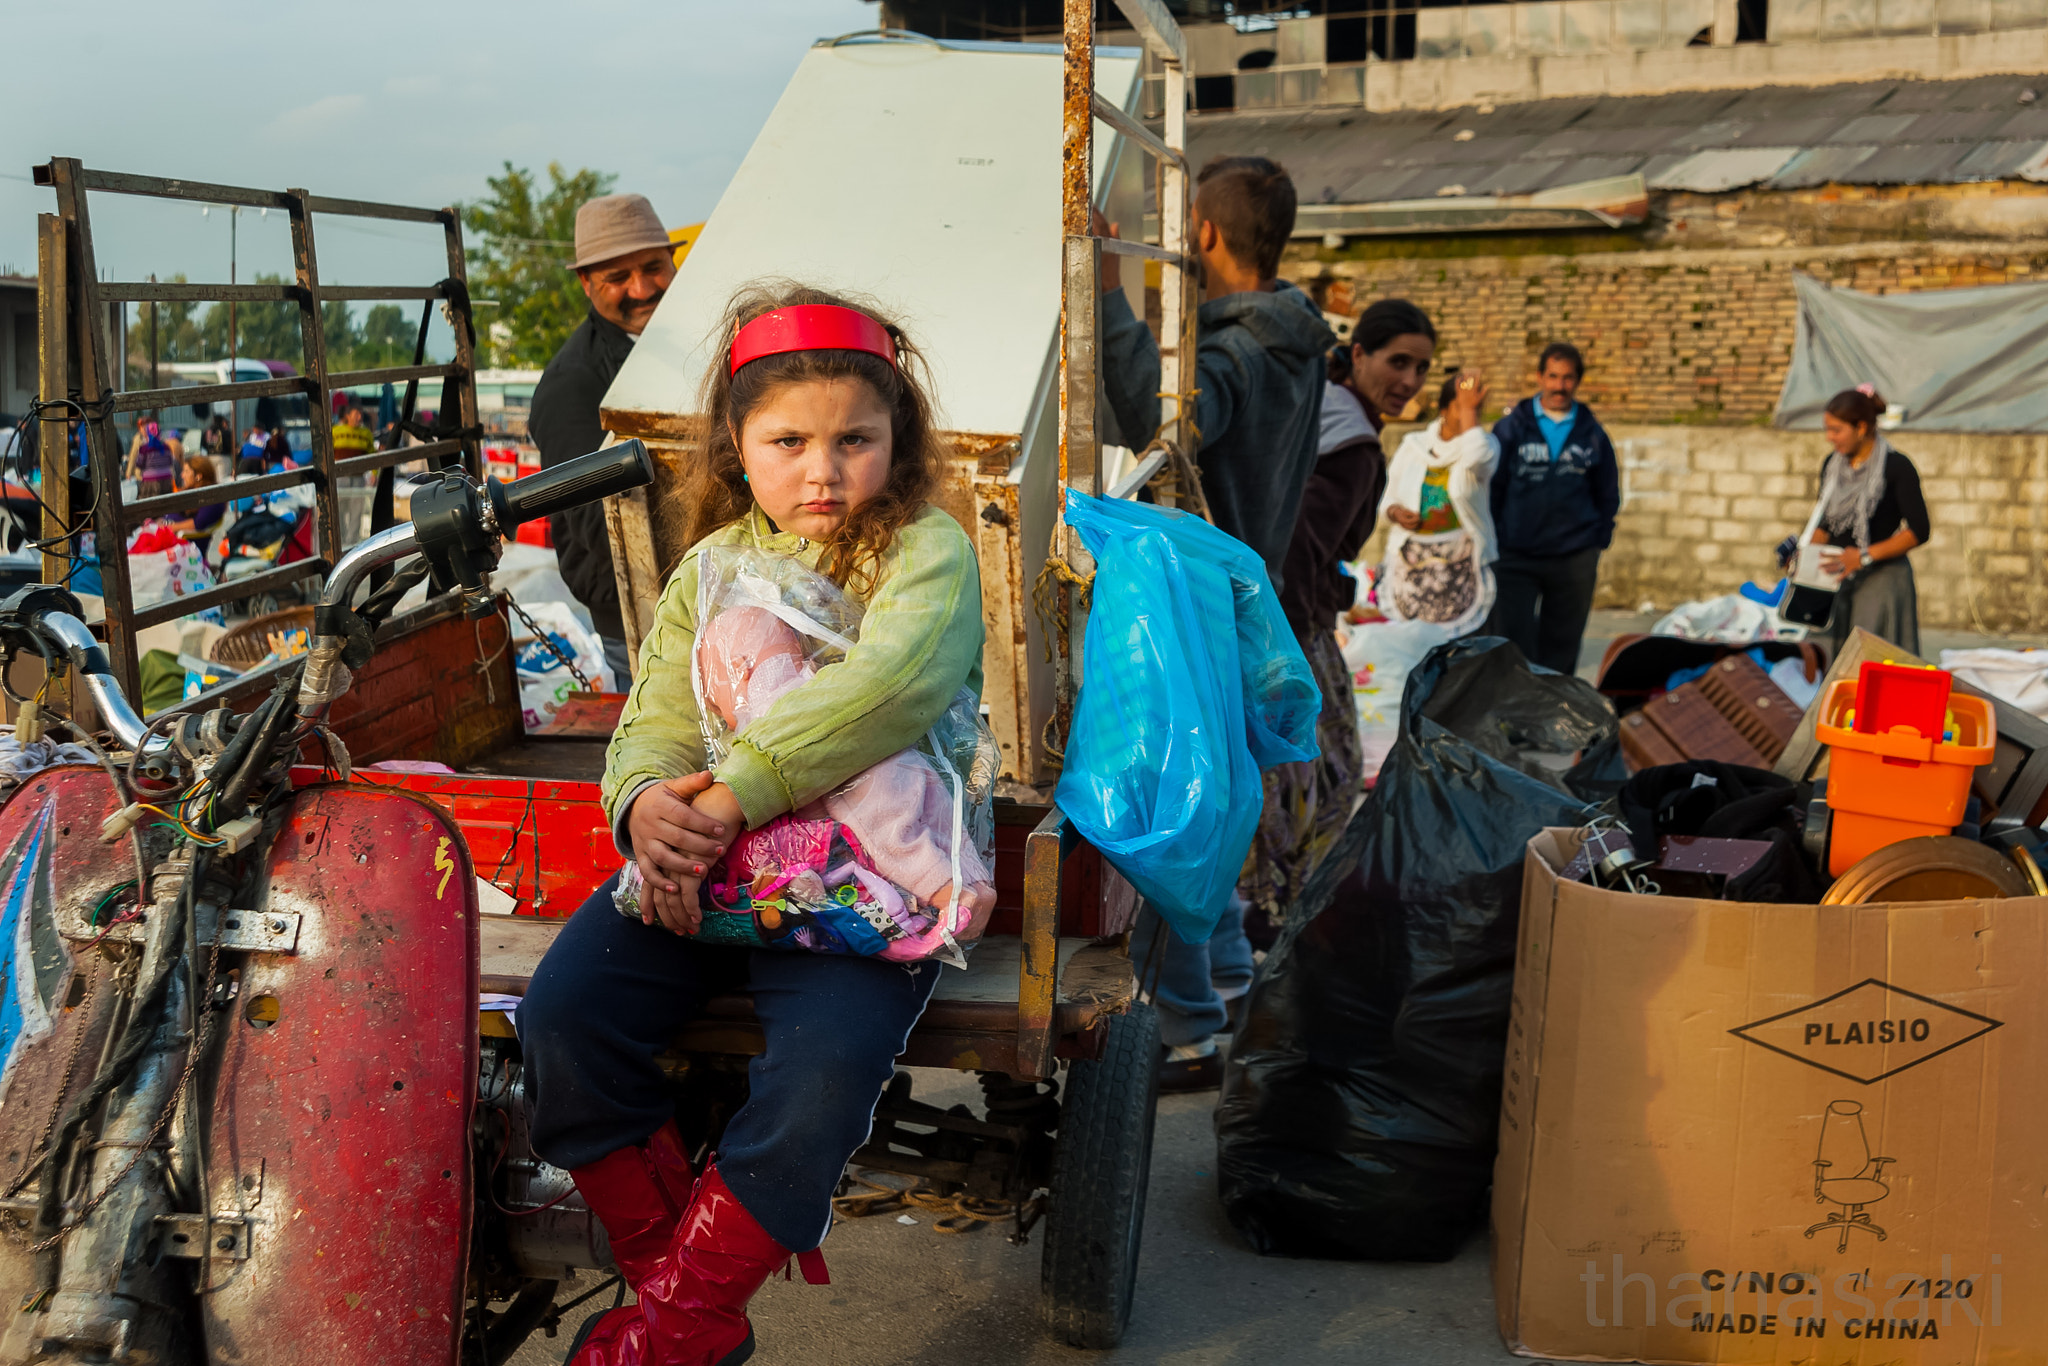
top-left (480, 916), bottom-right (1138, 1074)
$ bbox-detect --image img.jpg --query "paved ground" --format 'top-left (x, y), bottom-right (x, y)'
top-left (510, 1064), bottom-right (1525, 1366)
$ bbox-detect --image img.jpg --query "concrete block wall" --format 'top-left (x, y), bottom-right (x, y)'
top-left (1589, 425), bottom-right (2048, 632)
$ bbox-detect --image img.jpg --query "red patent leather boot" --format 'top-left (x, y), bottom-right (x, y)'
top-left (566, 1163), bottom-right (826, 1366)
top-left (566, 1121), bottom-right (694, 1291)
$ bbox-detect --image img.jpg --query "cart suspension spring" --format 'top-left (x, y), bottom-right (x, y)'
top-left (978, 1072), bottom-right (1060, 1135)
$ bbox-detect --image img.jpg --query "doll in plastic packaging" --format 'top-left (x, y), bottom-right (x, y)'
top-left (615, 548), bottom-right (998, 966)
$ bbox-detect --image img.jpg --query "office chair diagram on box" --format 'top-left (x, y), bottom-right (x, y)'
top-left (1805, 1099), bottom-right (1896, 1253)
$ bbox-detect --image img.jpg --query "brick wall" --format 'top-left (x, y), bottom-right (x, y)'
top-left (1288, 239), bottom-right (2048, 425)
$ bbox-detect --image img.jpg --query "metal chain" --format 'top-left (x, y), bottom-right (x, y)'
top-left (28, 930), bottom-right (223, 1255)
top-left (5, 973), bottom-right (98, 1201)
top-left (499, 593), bottom-right (591, 692)
top-left (832, 1169), bottom-right (1028, 1235)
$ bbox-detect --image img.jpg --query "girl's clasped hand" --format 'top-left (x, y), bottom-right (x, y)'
top-left (626, 771), bottom-right (731, 934)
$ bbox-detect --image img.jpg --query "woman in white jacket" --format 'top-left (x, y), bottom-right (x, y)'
top-left (1378, 370), bottom-right (1500, 635)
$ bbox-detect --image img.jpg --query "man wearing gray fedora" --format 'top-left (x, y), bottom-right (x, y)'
top-left (529, 193), bottom-right (677, 688)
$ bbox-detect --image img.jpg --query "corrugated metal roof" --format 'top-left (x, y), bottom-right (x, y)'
top-left (1767, 144), bottom-right (1881, 189)
top-left (1851, 141), bottom-right (1980, 185)
top-left (1834, 113), bottom-right (1920, 143)
top-left (1731, 116), bottom-right (1843, 147)
top-left (1905, 109), bottom-right (2015, 143)
top-left (1466, 159), bottom-right (1565, 197)
top-left (1535, 154), bottom-right (1658, 190)
top-left (1191, 72), bottom-right (2048, 213)
top-left (1995, 105), bottom-right (2048, 141)
top-left (1651, 147), bottom-right (1802, 192)
top-left (1953, 139), bottom-right (2046, 181)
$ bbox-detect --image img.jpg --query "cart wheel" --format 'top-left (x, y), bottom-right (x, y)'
top-left (1040, 1000), bottom-right (1160, 1349)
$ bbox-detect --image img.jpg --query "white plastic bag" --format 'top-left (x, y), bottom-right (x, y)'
top-left (1941, 648), bottom-right (2048, 722)
top-left (1339, 618), bottom-right (1455, 777)
top-left (1652, 593), bottom-right (1808, 645)
top-left (513, 600), bottom-right (614, 730)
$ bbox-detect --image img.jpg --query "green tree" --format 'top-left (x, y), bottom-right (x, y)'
top-left (463, 161), bottom-right (615, 367)
top-left (322, 298), bottom-right (361, 370)
top-left (234, 273), bottom-right (302, 366)
top-left (127, 275), bottom-right (210, 376)
top-left (359, 303), bottom-right (416, 369)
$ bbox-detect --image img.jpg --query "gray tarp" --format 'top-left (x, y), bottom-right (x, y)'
top-left (1774, 271), bottom-right (2048, 432)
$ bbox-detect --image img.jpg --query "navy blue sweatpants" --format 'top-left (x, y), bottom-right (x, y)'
top-left (518, 874), bottom-right (941, 1251)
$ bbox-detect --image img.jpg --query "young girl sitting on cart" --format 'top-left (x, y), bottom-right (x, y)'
top-left (518, 282), bottom-right (996, 1366)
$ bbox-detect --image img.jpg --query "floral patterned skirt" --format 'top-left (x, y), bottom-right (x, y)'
top-left (1240, 627), bottom-right (1367, 936)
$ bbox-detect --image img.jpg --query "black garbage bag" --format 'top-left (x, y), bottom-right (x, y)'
top-left (1215, 636), bottom-right (1620, 1260)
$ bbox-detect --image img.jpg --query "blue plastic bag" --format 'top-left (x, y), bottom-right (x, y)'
top-left (1054, 491), bottom-right (1318, 941)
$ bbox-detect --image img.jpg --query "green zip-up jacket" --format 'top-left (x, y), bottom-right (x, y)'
top-left (602, 503), bottom-right (985, 848)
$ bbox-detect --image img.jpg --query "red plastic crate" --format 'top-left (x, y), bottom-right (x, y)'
top-left (291, 766), bottom-right (614, 918)
top-left (1852, 660), bottom-right (1950, 737)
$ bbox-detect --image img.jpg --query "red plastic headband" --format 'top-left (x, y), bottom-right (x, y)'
top-left (728, 305), bottom-right (897, 375)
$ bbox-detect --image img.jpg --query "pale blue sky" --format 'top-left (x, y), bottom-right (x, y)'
top-left (0, 1), bottom-right (876, 297)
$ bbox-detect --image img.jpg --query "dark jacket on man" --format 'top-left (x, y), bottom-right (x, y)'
top-left (1098, 282), bottom-right (1335, 588)
top-left (530, 309), bottom-right (634, 640)
top-left (1489, 397), bottom-right (1620, 561)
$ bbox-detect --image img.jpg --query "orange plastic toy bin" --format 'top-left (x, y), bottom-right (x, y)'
top-left (1815, 668), bottom-right (1996, 876)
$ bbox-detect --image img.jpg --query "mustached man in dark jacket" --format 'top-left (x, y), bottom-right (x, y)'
top-left (529, 193), bottom-right (677, 687)
top-left (1486, 342), bottom-right (1619, 675)
top-left (1095, 156), bottom-right (1335, 1093)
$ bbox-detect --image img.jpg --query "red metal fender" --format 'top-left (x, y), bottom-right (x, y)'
top-left (200, 785), bottom-right (479, 1365)
top-left (0, 767), bottom-right (131, 1316)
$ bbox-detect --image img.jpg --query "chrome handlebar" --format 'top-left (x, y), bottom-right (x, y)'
top-left (33, 609), bottom-right (152, 753)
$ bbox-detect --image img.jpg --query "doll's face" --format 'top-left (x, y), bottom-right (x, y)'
top-left (736, 378), bottom-right (892, 541)
top-left (702, 606), bottom-right (809, 729)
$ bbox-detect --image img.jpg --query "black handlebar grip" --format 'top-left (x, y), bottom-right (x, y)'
top-left (488, 439), bottom-right (656, 530)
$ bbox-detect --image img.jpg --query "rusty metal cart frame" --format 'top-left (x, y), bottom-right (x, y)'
top-left (28, 3), bottom-right (1210, 1349)
top-left (31, 159), bottom-right (484, 708)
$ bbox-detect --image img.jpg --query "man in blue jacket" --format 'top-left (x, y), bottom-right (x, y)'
top-left (1487, 342), bottom-right (1619, 675)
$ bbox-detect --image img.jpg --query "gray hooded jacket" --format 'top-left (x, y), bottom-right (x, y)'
top-left (1098, 281), bottom-right (1335, 589)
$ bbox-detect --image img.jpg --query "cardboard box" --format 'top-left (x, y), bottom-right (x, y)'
top-left (1493, 828), bottom-right (2048, 1365)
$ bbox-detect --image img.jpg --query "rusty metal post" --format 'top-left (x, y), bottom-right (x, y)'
top-left (439, 207), bottom-right (483, 479)
top-left (35, 215), bottom-right (73, 718)
top-left (1156, 39), bottom-right (1195, 487)
top-left (35, 216), bottom-right (70, 593)
top-left (46, 158), bottom-right (143, 708)
top-left (1016, 808), bottom-right (1072, 1080)
top-left (1057, 0), bottom-right (1098, 502)
top-left (1052, 0), bottom-right (1099, 745)
top-left (286, 191), bottom-right (344, 559)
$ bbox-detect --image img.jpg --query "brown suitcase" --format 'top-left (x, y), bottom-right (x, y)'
top-left (1619, 709), bottom-right (1688, 770)
top-left (1637, 685), bottom-right (1766, 767)
top-left (1695, 654), bottom-right (1801, 765)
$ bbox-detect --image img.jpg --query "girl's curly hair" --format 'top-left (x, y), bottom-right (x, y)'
top-left (682, 280), bottom-right (945, 595)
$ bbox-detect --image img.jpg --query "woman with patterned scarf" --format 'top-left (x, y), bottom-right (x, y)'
top-left (1796, 385), bottom-right (1930, 655)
